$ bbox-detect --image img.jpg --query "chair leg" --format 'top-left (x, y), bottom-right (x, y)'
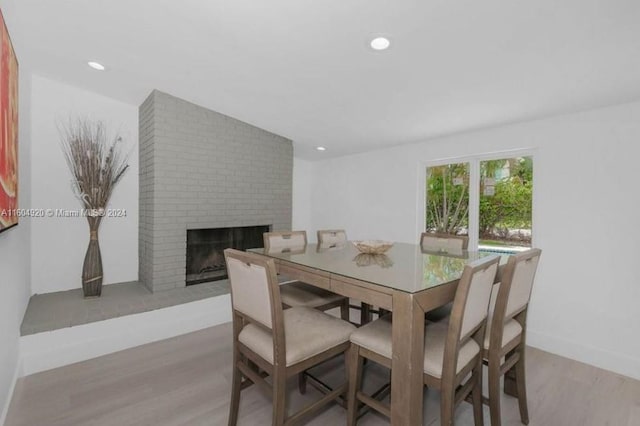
top-left (440, 374), bottom-right (456, 426)
top-left (440, 378), bottom-right (455, 426)
top-left (272, 369), bottom-right (287, 426)
top-left (346, 344), bottom-right (364, 426)
top-left (472, 360), bottom-right (485, 426)
top-left (515, 346), bottom-right (530, 425)
top-left (503, 349), bottom-right (518, 397)
top-left (360, 303), bottom-right (372, 325)
top-left (228, 359), bottom-right (242, 426)
top-left (488, 358), bottom-right (502, 426)
top-left (341, 299), bottom-right (350, 322)
top-left (298, 372), bottom-right (307, 395)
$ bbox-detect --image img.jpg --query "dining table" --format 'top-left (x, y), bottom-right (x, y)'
top-left (248, 241), bottom-right (504, 425)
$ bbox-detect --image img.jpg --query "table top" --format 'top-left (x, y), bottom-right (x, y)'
top-left (248, 242), bottom-right (503, 293)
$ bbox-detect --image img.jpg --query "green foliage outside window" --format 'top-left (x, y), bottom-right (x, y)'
top-left (426, 157), bottom-right (532, 245)
top-left (426, 163), bottom-right (469, 235)
top-left (479, 158), bottom-right (532, 240)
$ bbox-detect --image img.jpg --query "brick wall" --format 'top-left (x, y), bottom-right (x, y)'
top-left (139, 90), bottom-right (293, 291)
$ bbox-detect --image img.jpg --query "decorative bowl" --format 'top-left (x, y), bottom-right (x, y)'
top-left (352, 240), bottom-right (394, 254)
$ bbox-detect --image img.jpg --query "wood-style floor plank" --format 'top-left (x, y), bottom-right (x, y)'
top-left (6, 322), bottom-right (640, 426)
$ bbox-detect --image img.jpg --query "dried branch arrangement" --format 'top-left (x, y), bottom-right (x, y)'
top-left (59, 118), bottom-right (129, 216)
top-left (59, 118), bottom-right (130, 297)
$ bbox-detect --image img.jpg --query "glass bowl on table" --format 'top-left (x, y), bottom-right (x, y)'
top-left (352, 240), bottom-right (394, 255)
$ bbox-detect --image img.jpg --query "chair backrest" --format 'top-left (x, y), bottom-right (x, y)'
top-left (442, 255), bottom-right (499, 379)
top-left (317, 229), bottom-right (348, 248)
top-left (263, 231), bottom-right (307, 251)
top-left (224, 249), bottom-right (282, 330)
top-left (420, 232), bottom-right (469, 253)
top-left (488, 248), bottom-right (542, 350)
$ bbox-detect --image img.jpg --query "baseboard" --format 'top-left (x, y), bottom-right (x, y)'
top-left (15, 297), bottom-right (638, 389)
top-left (20, 294), bottom-right (231, 377)
top-left (527, 328), bottom-right (640, 380)
top-left (0, 355), bottom-right (22, 426)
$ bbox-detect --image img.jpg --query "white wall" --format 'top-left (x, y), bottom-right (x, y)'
top-left (0, 70), bottom-right (32, 424)
top-left (30, 75), bottom-right (139, 294)
top-left (20, 294), bottom-right (231, 376)
top-left (303, 101), bottom-right (640, 379)
top-left (292, 158), bottom-right (313, 236)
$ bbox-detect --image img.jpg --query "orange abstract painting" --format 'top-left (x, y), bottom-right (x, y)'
top-left (0, 9), bottom-right (18, 233)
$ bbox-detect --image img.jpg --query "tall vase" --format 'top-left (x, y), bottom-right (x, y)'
top-left (82, 226), bottom-right (103, 297)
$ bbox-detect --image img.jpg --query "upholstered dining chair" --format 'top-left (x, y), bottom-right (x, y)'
top-left (264, 230), bottom-right (308, 252)
top-left (224, 249), bottom-right (356, 426)
top-left (483, 248), bottom-right (541, 426)
top-left (346, 255), bottom-right (500, 426)
top-left (317, 229), bottom-right (348, 248)
top-left (421, 232), bottom-right (470, 252)
top-left (316, 228), bottom-right (386, 325)
top-left (264, 231), bottom-right (351, 396)
top-left (421, 232), bottom-right (470, 323)
top-left (263, 231), bottom-right (350, 322)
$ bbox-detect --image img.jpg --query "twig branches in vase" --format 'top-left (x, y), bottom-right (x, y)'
top-left (59, 118), bottom-right (130, 297)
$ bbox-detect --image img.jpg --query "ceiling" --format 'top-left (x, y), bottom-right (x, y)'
top-left (4, 0), bottom-right (640, 159)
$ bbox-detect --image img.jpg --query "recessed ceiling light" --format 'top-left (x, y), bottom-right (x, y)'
top-left (370, 36), bottom-right (391, 51)
top-left (87, 61), bottom-right (106, 71)
top-left (316, 146), bottom-right (327, 151)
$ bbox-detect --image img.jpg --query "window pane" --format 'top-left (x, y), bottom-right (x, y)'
top-left (479, 157), bottom-right (532, 251)
top-left (426, 163), bottom-right (469, 236)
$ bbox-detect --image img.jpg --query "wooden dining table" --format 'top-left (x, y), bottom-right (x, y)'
top-left (249, 242), bottom-right (503, 425)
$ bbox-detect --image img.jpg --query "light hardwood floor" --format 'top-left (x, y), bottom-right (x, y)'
top-left (6, 322), bottom-right (640, 426)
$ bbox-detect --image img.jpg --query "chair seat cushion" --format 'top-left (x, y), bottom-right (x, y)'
top-left (238, 307), bottom-right (356, 366)
top-left (484, 318), bottom-right (522, 349)
top-left (280, 282), bottom-right (345, 308)
top-left (350, 316), bottom-right (480, 378)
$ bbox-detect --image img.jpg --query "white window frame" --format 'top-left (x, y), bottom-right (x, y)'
top-left (417, 148), bottom-right (537, 251)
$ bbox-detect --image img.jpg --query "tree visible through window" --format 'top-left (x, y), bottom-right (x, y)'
top-left (426, 162), bottom-right (469, 235)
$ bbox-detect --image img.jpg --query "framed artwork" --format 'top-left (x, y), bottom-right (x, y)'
top-left (0, 8), bottom-right (18, 234)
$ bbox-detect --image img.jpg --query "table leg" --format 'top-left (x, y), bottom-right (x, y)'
top-left (390, 292), bottom-right (425, 425)
top-left (361, 303), bottom-right (372, 325)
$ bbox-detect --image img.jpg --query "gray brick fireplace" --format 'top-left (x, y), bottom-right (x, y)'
top-left (138, 90), bottom-right (293, 292)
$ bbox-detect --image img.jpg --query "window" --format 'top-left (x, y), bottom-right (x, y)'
top-left (426, 162), bottom-right (470, 236)
top-left (424, 152), bottom-right (534, 253)
top-left (478, 156), bottom-right (532, 251)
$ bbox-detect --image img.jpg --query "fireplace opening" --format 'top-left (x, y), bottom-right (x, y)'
top-left (186, 225), bottom-right (270, 285)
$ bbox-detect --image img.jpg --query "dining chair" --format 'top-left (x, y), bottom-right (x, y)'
top-left (225, 249), bottom-right (356, 426)
top-left (421, 232), bottom-right (470, 323)
top-left (420, 232), bottom-right (469, 252)
top-left (316, 228), bottom-right (387, 325)
top-left (346, 255), bottom-right (500, 426)
top-left (483, 248), bottom-right (541, 426)
top-left (263, 231), bottom-right (350, 322)
top-left (317, 229), bottom-right (348, 247)
top-left (264, 231), bottom-right (351, 396)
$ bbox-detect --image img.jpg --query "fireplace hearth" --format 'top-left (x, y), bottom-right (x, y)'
top-left (185, 225), bottom-right (270, 285)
